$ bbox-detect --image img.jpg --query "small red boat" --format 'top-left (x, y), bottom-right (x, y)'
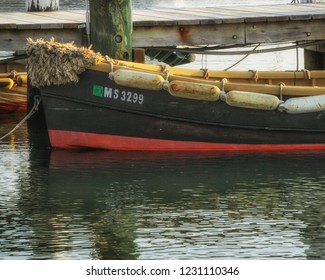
top-left (0, 72), bottom-right (27, 114)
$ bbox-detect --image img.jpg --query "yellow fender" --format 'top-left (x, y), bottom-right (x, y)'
top-left (168, 80), bottom-right (220, 101)
top-left (222, 90), bottom-right (281, 110)
top-left (0, 78), bottom-right (14, 89)
top-left (16, 75), bottom-right (28, 85)
top-left (109, 69), bottom-right (165, 91)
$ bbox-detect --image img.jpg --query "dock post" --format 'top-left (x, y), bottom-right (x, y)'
top-left (88, 0), bottom-right (132, 60)
top-left (26, 0), bottom-right (59, 12)
top-left (304, 44), bottom-right (325, 70)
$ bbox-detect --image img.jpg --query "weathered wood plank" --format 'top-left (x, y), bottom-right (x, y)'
top-left (146, 7), bottom-right (239, 24)
top-left (0, 29), bottom-right (84, 51)
top-left (211, 5), bottom-right (309, 22)
top-left (29, 11), bottom-right (86, 22)
top-left (134, 8), bottom-right (244, 25)
top-left (132, 23), bottom-right (245, 47)
top-left (132, 10), bottom-right (179, 26)
top-left (246, 19), bottom-right (325, 43)
top-left (1, 11), bottom-right (83, 27)
top-left (1, 4), bottom-right (325, 50)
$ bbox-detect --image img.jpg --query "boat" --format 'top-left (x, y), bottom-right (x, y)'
top-left (26, 38), bottom-right (325, 151)
top-left (0, 71), bottom-right (27, 114)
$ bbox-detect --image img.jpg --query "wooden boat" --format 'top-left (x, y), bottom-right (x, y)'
top-left (0, 71), bottom-right (27, 114)
top-left (27, 39), bottom-right (325, 151)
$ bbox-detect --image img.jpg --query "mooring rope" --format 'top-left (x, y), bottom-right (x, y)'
top-left (224, 43), bottom-right (261, 71)
top-left (151, 40), bottom-right (325, 56)
top-left (0, 95), bottom-right (41, 142)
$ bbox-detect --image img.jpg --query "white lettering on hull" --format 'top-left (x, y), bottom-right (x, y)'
top-left (93, 84), bottom-right (144, 105)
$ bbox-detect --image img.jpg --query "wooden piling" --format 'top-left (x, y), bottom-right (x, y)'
top-left (304, 43), bottom-right (325, 70)
top-left (89, 0), bottom-right (132, 60)
top-left (26, 0), bottom-right (59, 12)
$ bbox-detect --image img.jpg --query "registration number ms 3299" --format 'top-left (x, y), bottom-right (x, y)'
top-left (93, 85), bottom-right (144, 105)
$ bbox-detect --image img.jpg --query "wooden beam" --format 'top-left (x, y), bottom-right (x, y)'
top-left (2, 4), bottom-right (325, 51)
top-left (133, 23), bottom-right (245, 47)
top-left (0, 29), bottom-right (85, 51)
top-left (246, 19), bottom-right (325, 44)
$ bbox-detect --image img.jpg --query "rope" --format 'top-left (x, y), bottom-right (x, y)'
top-left (151, 40), bottom-right (325, 56)
top-left (0, 95), bottom-right (41, 142)
top-left (201, 54), bottom-right (208, 70)
top-left (224, 44), bottom-right (261, 70)
top-left (251, 70), bottom-right (259, 82)
top-left (221, 78), bottom-right (228, 92)
top-left (296, 43), bottom-right (300, 71)
top-left (202, 69), bottom-right (209, 79)
top-left (85, 0), bottom-right (90, 45)
top-left (278, 82), bottom-right (286, 101)
top-left (303, 69), bottom-right (311, 80)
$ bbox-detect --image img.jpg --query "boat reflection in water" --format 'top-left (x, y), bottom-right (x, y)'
top-left (18, 149), bottom-right (325, 259)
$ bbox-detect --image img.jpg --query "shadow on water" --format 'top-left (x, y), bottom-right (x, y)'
top-left (16, 145), bottom-right (325, 259)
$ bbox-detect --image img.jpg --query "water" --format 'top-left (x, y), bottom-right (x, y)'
top-left (1, 0), bottom-right (325, 260)
top-left (1, 117), bottom-right (325, 260)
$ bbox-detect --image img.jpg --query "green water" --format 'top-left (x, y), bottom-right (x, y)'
top-left (1, 113), bottom-right (325, 259)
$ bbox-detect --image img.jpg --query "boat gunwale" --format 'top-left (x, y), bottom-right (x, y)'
top-left (90, 61), bottom-right (325, 96)
top-left (91, 59), bottom-right (325, 80)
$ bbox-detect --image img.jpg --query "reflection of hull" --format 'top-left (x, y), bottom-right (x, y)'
top-left (0, 87), bottom-right (27, 113)
top-left (49, 150), bottom-right (325, 189)
top-left (47, 150), bottom-right (325, 260)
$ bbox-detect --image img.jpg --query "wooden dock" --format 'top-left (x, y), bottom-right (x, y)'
top-left (1, 3), bottom-right (325, 51)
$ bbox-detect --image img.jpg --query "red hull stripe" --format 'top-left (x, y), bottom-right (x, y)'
top-left (0, 102), bottom-right (27, 114)
top-left (49, 129), bottom-right (325, 151)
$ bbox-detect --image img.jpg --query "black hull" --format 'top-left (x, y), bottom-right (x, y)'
top-left (40, 69), bottom-right (325, 151)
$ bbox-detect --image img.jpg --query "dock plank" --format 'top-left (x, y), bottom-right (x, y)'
top-left (2, 12), bottom-right (83, 25)
top-left (1, 3), bottom-right (325, 49)
top-left (135, 8), bottom-right (245, 25)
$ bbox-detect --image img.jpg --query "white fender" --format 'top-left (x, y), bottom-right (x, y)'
top-left (278, 94), bottom-right (325, 114)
